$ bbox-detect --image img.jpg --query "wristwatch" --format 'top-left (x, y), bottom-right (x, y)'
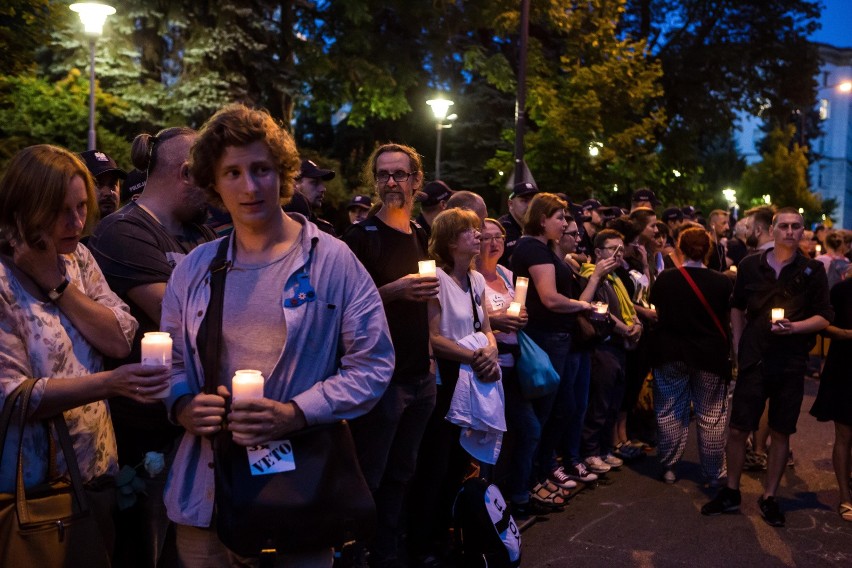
top-left (46, 277), bottom-right (71, 302)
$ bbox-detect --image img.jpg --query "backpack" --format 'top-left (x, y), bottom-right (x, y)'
top-left (343, 216), bottom-right (429, 274)
top-left (452, 478), bottom-right (521, 568)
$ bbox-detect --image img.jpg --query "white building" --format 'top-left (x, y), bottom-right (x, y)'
top-left (735, 43), bottom-right (852, 227)
top-left (811, 44), bottom-right (852, 228)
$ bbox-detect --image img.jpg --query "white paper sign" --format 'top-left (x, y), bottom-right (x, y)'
top-left (246, 439), bottom-right (296, 476)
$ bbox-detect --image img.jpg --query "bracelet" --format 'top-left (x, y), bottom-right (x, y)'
top-left (46, 277), bottom-right (71, 302)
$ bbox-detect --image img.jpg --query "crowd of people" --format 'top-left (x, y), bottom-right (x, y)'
top-left (1, 102), bottom-right (851, 568)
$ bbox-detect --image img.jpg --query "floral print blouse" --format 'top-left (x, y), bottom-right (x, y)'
top-left (0, 244), bottom-right (137, 492)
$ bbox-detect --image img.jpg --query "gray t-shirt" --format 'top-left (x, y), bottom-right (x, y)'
top-left (221, 238), bottom-right (303, 390)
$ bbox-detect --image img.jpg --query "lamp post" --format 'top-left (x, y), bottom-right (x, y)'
top-left (70, 2), bottom-right (115, 151)
top-left (426, 98), bottom-right (455, 179)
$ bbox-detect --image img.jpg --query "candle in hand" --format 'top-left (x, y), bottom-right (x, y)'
top-left (506, 302), bottom-right (521, 317)
top-left (232, 370), bottom-right (265, 403)
top-left (514, 277), bottom-right (529, 306)
top-left (771, 308), bottom-right (785, 323)
top-left (593, 302), bottom-right (608, 315)
top-left (141, 332), bottom-right (172, 398)
top-left (418, 260), bottom-right (437, 277)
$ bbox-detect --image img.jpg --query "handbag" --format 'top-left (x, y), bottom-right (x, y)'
top-left (199, 238), bottom-right (375, 556)
top-left (0, 379), bottom-right (112, 568)
top-left (515, 331), bottom-right (560, 399)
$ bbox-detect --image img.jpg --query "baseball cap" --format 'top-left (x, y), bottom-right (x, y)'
top-left (298, 159), bottom-right (335, 181)
top-left (347, 195), bottom-right (372, 210)
top-left (509, 182), bottom-right (539, 199)
top-left (661, 207), bottom-right (684, 223)
top-left (123, 169), bottom-right (147, 200)
top-left (581, 199), bottom-right (603, 212)
top-left (631, 187), bottom-right (660, 206)
top-left (681, 205), bottom-right (697, 220)
top-left (417, 180), bottom-right (454, 207)
top-left (80, 150), bottom-right (127, 179)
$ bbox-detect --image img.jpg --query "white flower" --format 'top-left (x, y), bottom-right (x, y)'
top-left (143, 451), bottom-right (166, 476)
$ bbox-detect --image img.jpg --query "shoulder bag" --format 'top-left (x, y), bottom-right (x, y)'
top-left (199, 238), bottom-right (376, 556)
top-left (0, 379), bottom-right (112, 567)
top-left (516, 331), bottom-right (560, 399)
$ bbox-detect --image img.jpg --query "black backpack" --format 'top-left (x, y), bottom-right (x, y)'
top-left (452, 478), bottom-right (521, 568)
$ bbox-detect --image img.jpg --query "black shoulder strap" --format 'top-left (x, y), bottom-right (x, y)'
top-left (199, 237), bottom-right (231, 396)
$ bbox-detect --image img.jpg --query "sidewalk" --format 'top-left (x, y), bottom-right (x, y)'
top-left (519, 376), bottom-right (852, 567)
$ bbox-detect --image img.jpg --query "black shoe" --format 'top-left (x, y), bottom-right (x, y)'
top-left (758, 496), bottom-right (785, 527)
top-left (701, 487), bottom-right (741, 516)
top-left (511, 499), bottom-right (552, 519)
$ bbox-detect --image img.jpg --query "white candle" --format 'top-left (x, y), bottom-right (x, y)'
top-left (506, 302), bottom-right (521, 317)
top-left (593, 302), bottom-right (608, 315)
top-left (815, 244), bottom-right (822, 254)
top-left (650, 304), bottom-right (656, 311)
top-left (418, 260), bottom-right (437, 277)
top-left (729, 265), bottom-right (737, 274)
top-left (514, 277), bottom-right (529, 306)
top-left (232, 370), bottom-right (265, 402)
top-left (771, 308), bottom-right (785, 323)
top-left (141, 332), bottom-right (172, 398)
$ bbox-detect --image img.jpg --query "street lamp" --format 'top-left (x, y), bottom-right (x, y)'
top-left (426, 97), bottom-right (455, 179)
top-left (588, 141), bottom-right (603, 157)
top-left (70, 2), bottom-right (115, 151)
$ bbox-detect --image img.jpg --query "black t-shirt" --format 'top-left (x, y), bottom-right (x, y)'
top-left (649, 267), bottom-right (732, 377)
top-left (732, 249), bottom-right (834, 368)
top-left (510, 236), bottom-right (579, 333)
top-left (342, 217), bottom-right (430, 383)
top-left (498, 213), bottom-right (522, 267)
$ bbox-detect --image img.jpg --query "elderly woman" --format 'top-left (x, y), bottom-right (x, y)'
top-left (648, 227), bottom-right (732, 484)
top-left (409, 208), bottom-right (500, 562)
top-left (0, 145), bottom-right (169, 548)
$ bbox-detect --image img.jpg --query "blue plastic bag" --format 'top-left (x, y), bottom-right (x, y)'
top-left (516, 331), bottom-right (560, 399)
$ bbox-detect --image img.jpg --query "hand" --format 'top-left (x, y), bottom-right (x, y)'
top-left (471, 344), bottom-right (498, 377)
top-left (574, 300), bottom-right (592, 313)
top-left (625, 323), bottom-right (643, 340)
top-left (393, 274), bottom-right (440, 302)
top-left (109, 363), bottom-right (171, 402)
top-left (771, 318), bottom-right (794, 335)
top-left (229, 400), bottom-right (306, 446)
top-left (175, 386), bottom-right (228, 436)
top-left (592, 256), bottom-right (619, 278)
top-left (10, 230), bottom-right (64, 290)
top-left (489, 307), bottom-right (528, 333)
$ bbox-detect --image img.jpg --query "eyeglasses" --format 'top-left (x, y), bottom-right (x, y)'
top-left (563, 230), bottom-right (580, 237)
top-left (480, 235), bottom-right (505, 243)
top-left (376, 170), bottom-right (414, 184)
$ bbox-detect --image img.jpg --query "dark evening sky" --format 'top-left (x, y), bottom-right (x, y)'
top-left (811, 0), bottom-right (852, 48)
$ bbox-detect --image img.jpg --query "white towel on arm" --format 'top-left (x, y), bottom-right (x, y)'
top-left (445, 331), bottom-right (506, 464)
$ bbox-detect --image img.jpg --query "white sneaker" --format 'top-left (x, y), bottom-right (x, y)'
top-left (584, 456), bottom-right (612, 474)
top-left (567, 462), bottom-right (598, 483)
top-left (549, 466), bottom-right (578, 490)
top-left (603, 453), bottom-right (624, 468)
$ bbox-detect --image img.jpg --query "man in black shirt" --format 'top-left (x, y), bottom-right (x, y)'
top-left (498, 181), bottom-right (539, 265)
top-left (342, 143), bottom-right (439, 568)
top-left (702, 208), bottom-right (833, 527)
top-left (292, 158), bottom-right (337, 235)
top-left (415, 179), bottom-right (453, 236)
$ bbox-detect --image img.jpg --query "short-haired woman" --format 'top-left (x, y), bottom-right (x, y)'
top-left (0, 144), bottom-right (169, 553)
top-left (648, 227), bottom-right (732, 484)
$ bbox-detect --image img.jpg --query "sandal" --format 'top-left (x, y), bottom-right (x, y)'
top-left (530, 482), bottom-right (566, 509)
top-left (839, 502), bottom-right (852, 522)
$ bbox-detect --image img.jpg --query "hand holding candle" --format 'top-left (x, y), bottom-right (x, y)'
top-left (514, 277), bottom-right (529, 306)
top-left (141, 332), bottom-right (172, 398)
top-left (232, 370), bottom-right (265, 403)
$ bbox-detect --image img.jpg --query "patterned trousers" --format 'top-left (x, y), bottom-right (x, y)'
top-left (653, 361), bottom-right (728, 481)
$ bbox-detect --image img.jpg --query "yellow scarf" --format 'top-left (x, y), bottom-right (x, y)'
top-left (579, 263), bottom-right (636, 326)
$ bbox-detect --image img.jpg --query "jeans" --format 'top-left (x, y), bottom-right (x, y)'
top-left (349, 376), bottom-right (436, 564)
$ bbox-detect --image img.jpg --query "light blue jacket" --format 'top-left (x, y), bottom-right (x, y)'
top-left (160, 214), bottom-right (394, 526)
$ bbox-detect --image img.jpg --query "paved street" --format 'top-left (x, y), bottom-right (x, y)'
top-left (519, 376), bottom-right (852, 567)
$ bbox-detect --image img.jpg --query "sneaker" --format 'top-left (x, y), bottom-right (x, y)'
top-left (662, 468), bottom-right (676, 484)
top-left (584, 455), bottom-right (612, 474)
top-left (701, 487), bottom-right (741, 516)
top-left (549, 466), bottom-right (578, 490)
top-left (758, 496), bottom-right (785, 527)
top-left (603, 453), bottom-right (624, 468)
top-left (566, 462), bottom-right (598, 483)
top-left (614, 441), bottom-right (643, 460)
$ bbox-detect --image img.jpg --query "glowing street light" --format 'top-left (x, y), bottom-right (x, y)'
top-left (70, 2), bottom-right (116, 151)
top-left (588, 141), bottom-right (603, 157)
top-left (722, 188), bottom-right (737, 205)
top-left (426, 97), bottom-right (455, 179)
top-left (838, 80), bottom-right (852, 93)
top-left (763, 194), bottom-right (772, 205)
